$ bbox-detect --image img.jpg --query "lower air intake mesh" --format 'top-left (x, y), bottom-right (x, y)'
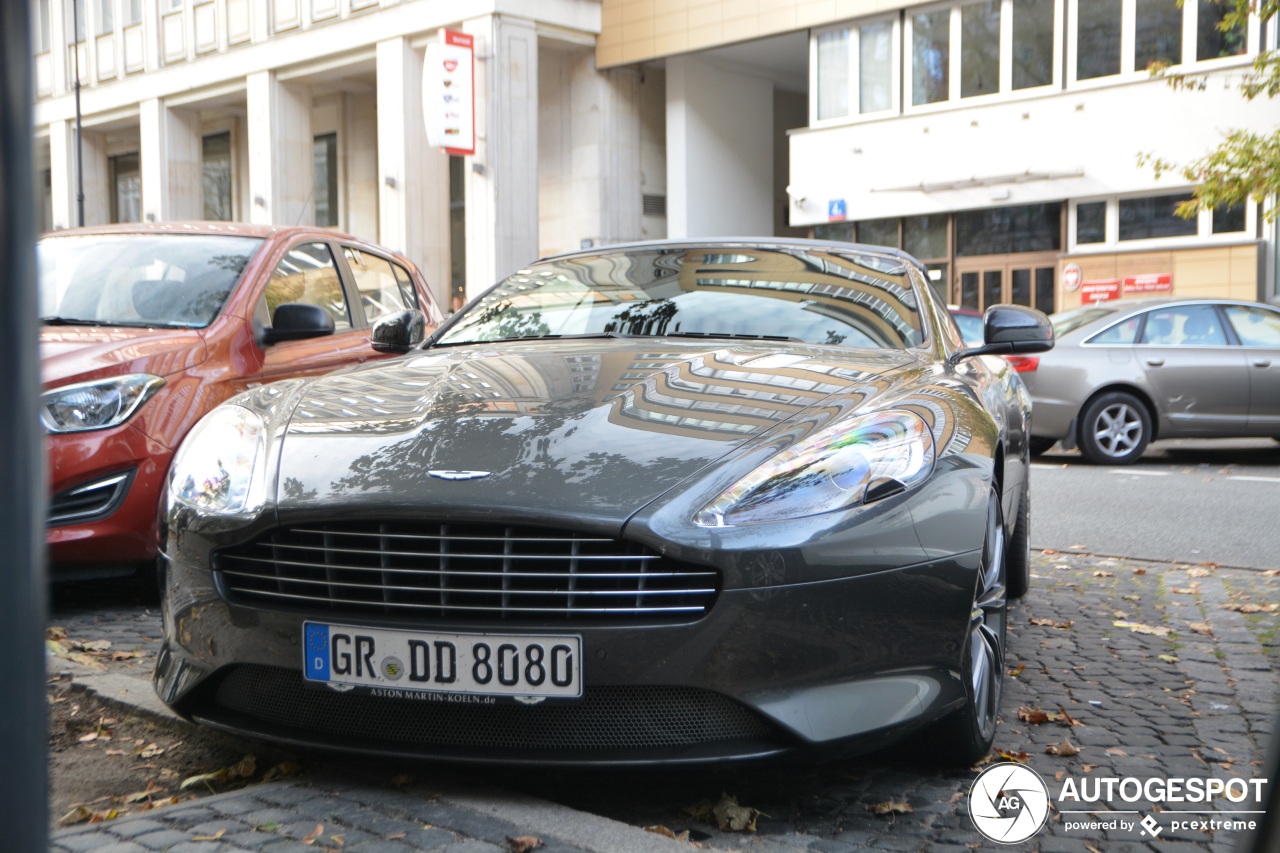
top-left (213, 665), bottom-right (774, 751)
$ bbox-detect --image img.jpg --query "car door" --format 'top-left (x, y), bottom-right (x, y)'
top-left (1134, 304), bottom-right (1250, 435)
top-left (254, 240), bottom-right (376, 385)
top-left (1222, 303), bottom-right (1280, 433)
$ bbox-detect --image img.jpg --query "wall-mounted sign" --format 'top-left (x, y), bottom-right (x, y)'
top-left (1123, 273), bottom-right (1172, 293)
top-left (423, 29), bottom-right (475, 157)
top-left (827, 199), bottom-right (846, 222)
top-left (1080, 279), bottom-right (1120, 304)
top-left (1062, 262), bottom-right (1082, 292)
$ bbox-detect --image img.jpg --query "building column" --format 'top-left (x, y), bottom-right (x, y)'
top-left (666, 55), bottom-right (773, 238)
top-left (140, 99), bottom-right (202, 222)
top-left (376, 37), bottom-right (449, 309)
top-left (463, 14), bottom-right (539, 296)
top-left (49, 119), bottom-right (109, 228)
top-left (246, 70), bottom-right (312, 226)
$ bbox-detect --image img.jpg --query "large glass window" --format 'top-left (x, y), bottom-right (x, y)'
top-left (912, 10), bottom-right (951, 104)
top-left (344, 248), bottom-right (418, 324)
top-left (859, 22), bottom-right (894, 112)
top-left (904, 215), bottom-right (948, 258)
top-left (1077, 0), bottom-right (1122, 79)
top-left (202, 132), bottom-right (232, 221)
top-left (1135, 0), bottom-right (1182, 70)
top-left (1012, 0), bottom-right (1055, 88)
top-left (313, 133), bottom-right (338, 228)
top-left (266, 243), bottom-right (351, 331)
top-left (1076, 201), bottom-right (1107, 244)
top-left (857, 218), bottom-right (899, 247)
top-left (1118, 193), bottom-right (1197, 240)
top-left (1197, 0), bottom-right (1246, 60)
top-left (961, 1), bottom-right (1002, 97)
top-left (816, 29), bottom-right (850, 120)
top-left (956, 204), bottom-right (1062, 255)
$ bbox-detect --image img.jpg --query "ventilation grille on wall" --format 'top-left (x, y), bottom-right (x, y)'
top-left (643, 194), bottom-right (667, 217)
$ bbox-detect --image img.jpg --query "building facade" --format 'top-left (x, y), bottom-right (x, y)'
top-left (32, 0), bottom-right (1278, 313)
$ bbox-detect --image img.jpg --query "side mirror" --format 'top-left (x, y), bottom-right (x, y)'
top-left (951, 304), bottom-right (1054, 365)
top-left (263, 302), bottom-right (336, 344)
top-left (371, 309), bottom-right (426, 354)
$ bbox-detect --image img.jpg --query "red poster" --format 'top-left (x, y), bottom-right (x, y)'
top-left (1080, 279), bottom-right (1120, 304)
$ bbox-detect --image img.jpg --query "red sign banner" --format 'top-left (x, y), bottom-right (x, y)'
top-left (1080, 279), bottom-right (1120, 304)
top-left (1123, 273), bottom-right (1172, 293)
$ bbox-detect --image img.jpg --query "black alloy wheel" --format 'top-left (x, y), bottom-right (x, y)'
top-left (1077, 390), bottom-right (1152, 465)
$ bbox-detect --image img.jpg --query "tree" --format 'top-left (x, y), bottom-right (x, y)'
top-left (1141, 0), bottom-right (1280, 220)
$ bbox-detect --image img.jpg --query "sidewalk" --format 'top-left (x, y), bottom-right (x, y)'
top-left (48, 552), bottom-right (1279, 852)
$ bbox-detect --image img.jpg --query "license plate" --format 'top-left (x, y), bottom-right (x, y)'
top-left (302, 622), bottom-right (582, 699)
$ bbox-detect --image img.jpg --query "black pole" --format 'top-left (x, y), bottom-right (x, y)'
top-left (0, 0), bottom-right (49, 848)
top-left (72, 0), bottom-right (85, 226)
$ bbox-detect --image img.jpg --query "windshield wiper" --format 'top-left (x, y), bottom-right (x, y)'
top-left (663, 331), bottom-right (805, 343)
top-left (41, 316), bottom-right (103, 326)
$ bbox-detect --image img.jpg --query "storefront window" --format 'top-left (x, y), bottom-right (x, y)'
top-left (1118, 193), bottom-right (1197, 240)
top-left (961, 1), bottom-right (1002, 98)
top-left (1135, 0), bottom-right (1182, 70)
top-left (912, 10), bottom-right (951, 104)
top-left (858, 218), bottom-right (899, 247)
top-left (1197, 0), bottom-right (1246, 60)
top-left (814, 222), bottom-right (856, 242)
top-left (1077, 0), bottom-right (1122, 79)
top-left (816, 29), bottom-right (850, 120)
top-left (860, 21), bottom-right (894, 113)
top-left (1034, 267), bottom-right (1055, 312)
top-left (956, 204), bottom-right (1062, 255)
top-left (904, 215), bottom-right (948, 258)
top-left (1212, 202), bottom-right (1247, 234)
top-left (1012, 0), bottom-right (1055, 88)
top-left (1076, 201), bottom-right (1107, 244)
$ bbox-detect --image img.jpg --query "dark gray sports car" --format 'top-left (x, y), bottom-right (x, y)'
top-left (154, 239), bottom-right (1052, 766)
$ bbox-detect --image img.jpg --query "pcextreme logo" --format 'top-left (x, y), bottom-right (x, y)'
top-left (969, 763), bottom-right (1270, 844)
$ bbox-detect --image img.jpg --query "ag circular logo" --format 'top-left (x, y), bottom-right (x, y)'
top-left (969, 762), bottom-right (1050, 844)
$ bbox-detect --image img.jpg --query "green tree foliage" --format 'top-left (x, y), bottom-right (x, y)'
top-left (1140, 0), bottom-right (1279, 220)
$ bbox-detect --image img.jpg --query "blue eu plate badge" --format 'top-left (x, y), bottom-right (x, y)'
top-left (305, 623), bottom-right (330, 681)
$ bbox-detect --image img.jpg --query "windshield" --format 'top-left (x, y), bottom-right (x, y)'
top-left (1050, 306), bottom-right (1115, 339)
top-left (38, 234), bottom-right (264, 328)
top-left (436, 246), bottom-right (925, 349)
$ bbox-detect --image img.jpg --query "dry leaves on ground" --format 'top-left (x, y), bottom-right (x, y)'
top-left (1113, 620), bottom-right (1171, 637)
top-left (503, 836), bottom-right (543, 852)
top-left (865, 800), bottom-right (913, 816)
top-left (684, 793), bottom-right (767, 833)
top-left (1046, 739), bottom-right (1080, 757)
top-left (1029, 618), bottom-right (1075, 629)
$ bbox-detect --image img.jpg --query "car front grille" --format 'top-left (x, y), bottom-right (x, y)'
top-left (214, 522), bottom-right (720, 622)
top-left (211, 665), bottom-right (776, 752)
top-left (47, 470), bottom-right (134, 526)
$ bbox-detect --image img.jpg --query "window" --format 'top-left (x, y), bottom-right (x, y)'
top-left (1118, 193), bottom-right (1196, 240)
top-left (96, 0), bottom-right (113, 34)
top-left (1135, 0), bottom-right (1182, 70)
top-left (1012, 0), bottom-right (1055, 88)
top-left (860, 21), bottom-right (894, 112)
top-left (814, 222), bottom-right (855, 242)
top-left (1076, 201), bottom-right (1106, 243)
top-left (202, 132), bottom-right (232, 221)
top-left (816, 29), bottom-right (850, 120)
top-left (266, 243), bottom-right (351, 331)
top-left (124, 0), bottom-right (141, 25)
top-left (1087, 315), bottom-right (1141, 344)
top-left (36, 0), bottom-right (52, 52)
top-left (961, 1), bottom-right (1002, 98)
top-left (1077, 0), bottom-right (1122, 79)
top-left (1212, 202), bottom-right (1247, 234)
top-left (67, 0), bottom-right (87, 43)
top-left (313, 133), bottom-right (338, 228)
top-left (1138, 304), bottom-right (1226, 346)
top-left (904, 215), bottom-right (948, 258)
top-left (956, 204), bottom-right (1061, 255)
top-left (108, 152), bottom-right (140, 223)
top-left (1197, 0), bottom-right (1246, 60)
top-left (912, 9), bottom-right (951, 105)
top-left (858, 218), bottom-right (899, 247)
top-left (1224, 305), bottom-right (1280, 346)
top-left (344, 248), bottom-right (418, 324)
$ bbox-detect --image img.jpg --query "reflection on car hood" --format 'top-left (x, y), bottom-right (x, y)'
top-left (274, 339), bottom-right (919, 526)
top-left (40, 325), bottom-right (208, 387)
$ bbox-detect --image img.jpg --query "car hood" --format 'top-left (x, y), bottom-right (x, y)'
top-left (40, 325), bottom-right (208, 388)
top-left (271, 339), bottom-right (920, 528)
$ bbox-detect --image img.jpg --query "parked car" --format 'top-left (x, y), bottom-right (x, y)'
top-left (154, 238), bottom-right (1052, 766)
top-left (40, 222), bottom-right (442, 581)
top-left (1022, 297), bottom-right (1280, 463)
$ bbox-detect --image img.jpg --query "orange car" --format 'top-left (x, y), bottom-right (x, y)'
top-left (39, 222), bottom-right (441, 580)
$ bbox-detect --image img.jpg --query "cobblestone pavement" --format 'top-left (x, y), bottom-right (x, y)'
top-left (48, 551), bottom-right (1278, 852)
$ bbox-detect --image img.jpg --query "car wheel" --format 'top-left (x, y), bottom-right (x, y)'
top-left (929, 492), bottom-right (1007, 765)
top-left (1028, 437), bottom-right (1056, 456)
top-left (1006, 483), bottom-right (1030, 600)
top-left (1077, 391), bottom-right (1151, 465)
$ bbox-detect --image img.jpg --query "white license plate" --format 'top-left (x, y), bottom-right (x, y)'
top-left (302, 622), bottom-right (582, 699)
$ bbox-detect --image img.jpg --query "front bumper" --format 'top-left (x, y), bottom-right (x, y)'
top-left (155, 544), bottom-right (979, 765)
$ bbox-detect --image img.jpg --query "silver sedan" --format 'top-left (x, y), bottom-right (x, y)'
top-left (1024, 297), bottom-right (1280, 464)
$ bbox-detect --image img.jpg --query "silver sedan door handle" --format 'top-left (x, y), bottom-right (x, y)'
top-left (1145, 358), bottom-right (1165, 367)
top-left (1253, 359), bottom-right (1273, 368)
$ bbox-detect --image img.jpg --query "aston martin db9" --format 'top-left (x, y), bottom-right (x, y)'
top-left (154, 239), bottom-right (1052, 767)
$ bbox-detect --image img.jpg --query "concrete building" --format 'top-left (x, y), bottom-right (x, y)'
top-left (32, 0), bottom-right (1278, 313)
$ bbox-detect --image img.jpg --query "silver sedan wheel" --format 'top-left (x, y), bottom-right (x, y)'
top-left (968, 497), bottom-right (1007, 743)
top-left (1091, 401), bottom-right (1145, 458)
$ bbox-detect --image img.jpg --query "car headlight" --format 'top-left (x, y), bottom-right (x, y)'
top-left (40, 374), bottom-right (165, 433)
top-left (168, 405), bottom-right (267, 515)
top-left (694, 410), bottom-right (935, 527)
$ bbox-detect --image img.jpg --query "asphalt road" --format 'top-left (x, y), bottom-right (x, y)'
top-left (1031, 437), bottom-right (1280, 571)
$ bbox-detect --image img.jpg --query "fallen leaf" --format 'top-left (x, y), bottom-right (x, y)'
top-left (1069, 544), bottom-right (1087, 550)
top-left (503, 837), bottom-right (542, 853)
top-left (1170, 587), bottom-right (1197, 595)
top-left (58, 806), bottom-right (93, 826)
top-left (996, 748), bottom-right (1030, 763)
top-left (1047, 739), bottom-right (1080, 757)
top-left (1133, 568), bottom-right (1147, 576)
top-left (1018, 706), bottom-right (1050, 725)
top-left (139, 743), bottom-right (166, 759)
top-left (712, 793), bottom-right (765, 832)
top-left (1008, 663), bottom-right (1026, 678)
top-left (1105, 747), bottom-right (1128, 757)
top-left (1158, 654), bottom-right (1180, 663)
top-left (1086, 844), bottom-right (1104, 853)
top-left (645, 826), bottom-right (691, 842)
top-left (180, 755), bottom-right (257, 790)
top-left (302, 824), bottom-right (325, 845)
top-left (1186, 567), bottom-right (1212, 578)
top-left (1092, 570), bottom-right (1115, 578)
top-left (105, 749), bottom-right (126, 756)
top-left (1221, 603), bottom-right (1277, 614)
top-left (866, 799), bottom-right (913, 816)
top-left (1113, 620), bottom-right (1171, 637)
top-left (193, 829), bottom-right (226, 841)
top-left (1041, 549), bottom-right (1059, 555)
top-left (1189, 623), bottom-right (1214, 635)
top-left (1029, 618), bottom-right (1074, 629)
top-left (262, 762), bottom-right (305, 783)
top-left (1053, 706), bottom-right (1082, 727)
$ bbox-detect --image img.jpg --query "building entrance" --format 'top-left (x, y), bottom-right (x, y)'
top-left (954, 253), bottom-right (1058, 313)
